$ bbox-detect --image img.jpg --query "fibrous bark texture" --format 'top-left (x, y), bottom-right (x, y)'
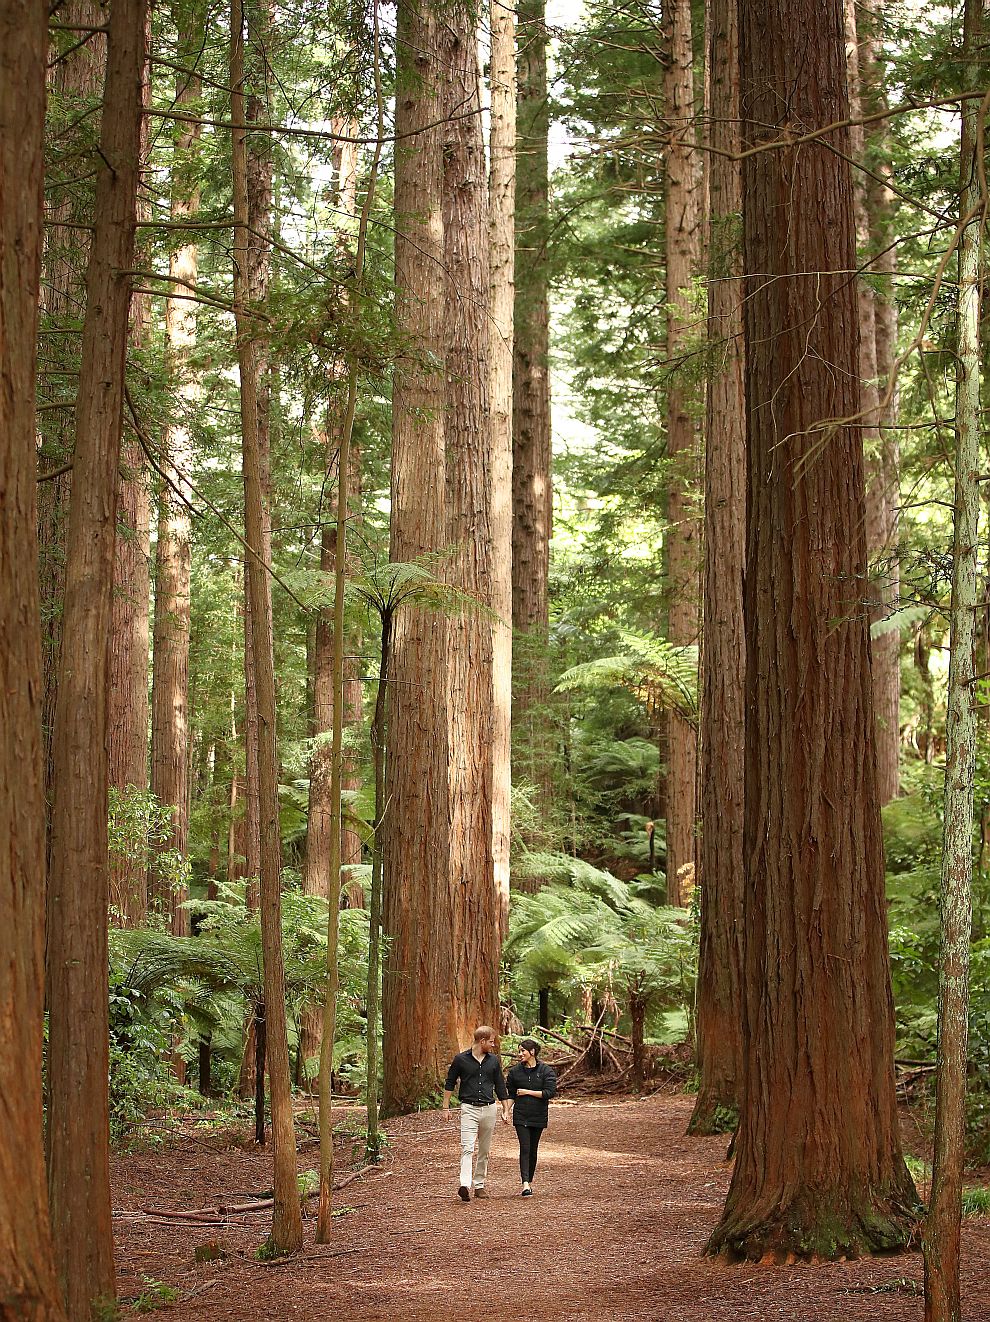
top-left (662, 0), bottom-right (702, 904)
top-left (37, 0), bottom-right (105, 828)
top-left (512, 0), bottom-right (553, 832)
top-left (689, 0), bottom-right (744, 1135)
top-left (442, 0), bottom-right (500, 1049)
top-left (384, 0), bottom-right (453, 1115)
top-left (706, 0), bottom-right (918, 1260)
top-left (845, 0), bottom-right (899, 806)
top-left (149, 18), bottom-right (202, 932)
top-left (0, 3), bottom-right (69, 1316)
top-left (46, 0), bottom-right (148, 1312)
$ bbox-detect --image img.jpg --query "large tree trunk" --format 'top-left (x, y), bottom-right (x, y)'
top-left (706, 0), bottom-right (917, 1260)
top-left (149, 16), bottom-right (203, 933)
top-left (442, 0), bottom-right (501, 1049)
top-left (688, 0), bottom-right (745, 1136)
top-left (38, 0), bottom-right (106, 834)
top-left (512, 0), bottom-right (554, 855)
top-left (922, 6), bottom-right (984, 1314)
top-left (383, 0), bottom-right (453, 1115)
top-left (230, 0), bottom-right (303, 1255)
top-left (46, 1), bottom-right (148, 1312)
top-left (0, 5), bottom-right (68, 1315)
top-left (662, 0), bottom-right (701, 905)
top-left (489, 0), bottom-right (516, 935)
top-left (108, 30), bottom-right (152, 929)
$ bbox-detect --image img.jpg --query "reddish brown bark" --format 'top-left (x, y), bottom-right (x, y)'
top-left (0, 4), bottom-right (69, 1316)
top-left (845, 0), bottom-right (899, 807)
top-left (512, 0), bottom-right (553, 836)
top-left (663, 0), bottom-right (701, 904)
top-left (442, 0), bottom-right (501, 1046)
top-left (46, 0), bottom-right (148, 1312)
top-left (149, 16), bottom-right (203, 934)
top-left (108, 30), bottom-right (152, 929)
top-left (383, 0), bottom-right (453, 1115)
top-left (37, 0), bottom-right (106, 827)
top-left (689, 0), bottom-right (744, 1135)
top-left (706, 0), bottom-right (917, 1260)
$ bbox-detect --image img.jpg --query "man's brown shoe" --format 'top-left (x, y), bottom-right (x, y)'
top-left (473, 1187), bottom-right (489, 1199)
top-left (457, 1185), bottom-right (471, 1202)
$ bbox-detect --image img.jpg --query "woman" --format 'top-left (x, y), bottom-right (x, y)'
top-left (506, 1038), bottom-right (558, 1196)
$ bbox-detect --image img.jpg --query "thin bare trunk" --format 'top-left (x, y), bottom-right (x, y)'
top-left (490, 0), bottom-right (516, 935)
top-left (0, 3), bottom-right (68, 1314)
top-left (230, 0), bottom-right (302, 1255)
top-left (689, 0), bottom-right (745, 1135)
top-left (108, 26), bottom-right (152, 929)
top-left (46, 1), bottom-right (148, 1311)
top-left (150, 19), bottom-right (203, 933)
top-left (663, 0), bottom-right (702, 905)
top-left (922, 7), bottom-right (985, 1313)
top-left (512, 0), bottom-right (553, 850)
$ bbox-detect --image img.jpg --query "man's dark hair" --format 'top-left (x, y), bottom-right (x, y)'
top-left (520, 1038), bottom-right (541, 1057)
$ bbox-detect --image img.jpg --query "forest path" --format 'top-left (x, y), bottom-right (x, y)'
top-left (113, 1093), bottom-right (990, 1321)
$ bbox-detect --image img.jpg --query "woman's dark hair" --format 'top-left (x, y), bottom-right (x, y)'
top-left (519, 1038), bottom-right (541, 1057)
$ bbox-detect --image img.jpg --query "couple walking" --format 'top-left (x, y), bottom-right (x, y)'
top-left (442, 1025), bottom-right (558, 1201)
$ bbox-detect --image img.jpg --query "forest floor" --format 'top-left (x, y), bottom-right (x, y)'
top-left (112, 1090), bottom-right (990, 1322)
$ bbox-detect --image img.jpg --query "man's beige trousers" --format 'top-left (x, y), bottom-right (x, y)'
top-left (459, 1102), bottom-right (498, 1189)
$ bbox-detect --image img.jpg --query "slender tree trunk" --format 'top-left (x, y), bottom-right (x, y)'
top-left (46, 1), bottom-right (148, 1311)
top-left (922, 9), bottom-right (985, 1312)
top-left (663, 0), bottom-right (702, 906)
top-left (442, 0), bottom-right (501, 1050)
top-left (108, 27), bottom-right (152, 929)
top-left (490, 0), bottom-right (516, 935)
top-left (861, 0), bottom-right (901, 804)
top-left (366, 613), bottom-right (392, 1162)
top-left (706, 0), bottom-right (917, 1259)
top-left (230, 0), bottom-right (302, 1254)
top-left (538, 987), bottom-right (550, 1030)
top-left (383, 0), bottom-right (453, 1116)
top-left (150, 18), bottom-right (203, 933)
top-left (512, 0), bottom-right (554, 855)
top-left (845, 0), bottom-right (899, 806)
top-left (630, 994), bottom-right (646, 1090)
top-left (254, 1002), bottom-right (267, 1145)
top-left (38, 0), bottom-right (106, 835)
top-left (689, 0), bottom-right (745, 1135)
top-left (0, 5), bottom-right (68, 1315)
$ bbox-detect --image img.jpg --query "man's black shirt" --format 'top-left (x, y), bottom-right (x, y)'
top-left (444, 1048), bottom-right (508, 1106)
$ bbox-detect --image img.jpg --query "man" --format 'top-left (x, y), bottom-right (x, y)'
top-left (442, 1025), bottom-right (510, 1201)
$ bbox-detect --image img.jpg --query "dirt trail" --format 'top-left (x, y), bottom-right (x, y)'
top-left (113, 1093), bottom-right (990, 1321)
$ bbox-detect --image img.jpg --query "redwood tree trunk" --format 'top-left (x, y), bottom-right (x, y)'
top-left (662, 0), bottom-right (701, 905)
top-left (230, 0), bottom-right (302, 1254)
top-left (441, 0), bottom-right (501, 1050)
top-left (108, 29), bottom-right (152, 929)
top-left (383, 0), bottom-right (453, 1115)
top-left (689, 0), bottom-right (745, 1135)
top-left (0, 4), bottom-right (68, 1315)
top-left (512, 0), bottom-right (554, 849)
top-left (46, 1), bottom-right (148, 1311)
top-left (149, 14), bottom-right (203, 933)
top-left (706, 0), bottom-right (917, 1259)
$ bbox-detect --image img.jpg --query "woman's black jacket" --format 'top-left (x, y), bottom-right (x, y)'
top-left (506, 1060), bottom-right (558, 1128)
